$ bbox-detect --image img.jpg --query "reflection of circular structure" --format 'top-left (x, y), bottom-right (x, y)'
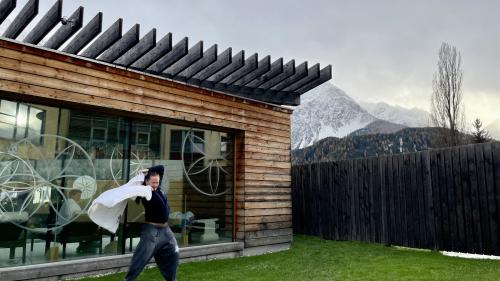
top-left (182, 131), bottom-right (230, 196)
top-left (0, 134), bottom-right (96, 231)
top-left (73, 175), bottom-right (97, 200)
top-left (110, 147), bottom-right (150, 186)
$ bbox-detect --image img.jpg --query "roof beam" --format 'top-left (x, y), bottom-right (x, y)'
top-left (3, 0), bottom-right (38, 39)
top-left (24, 0), bottom-right (61, 44)
top-left (98, 23), bottom-right (140, 62)
top-left (189, 47), bottom-right (232, 84)
top-left (297, 65), bottom-right (332, 93)
top-left (130, 32), bottom-right (171, 69)
top-left (224, 87), bottom-right (300, 106)
top-left (114, 28), bottom-right (156, 67)
top-left (258, 59), bottom-right (295, 90)
top-left (282, 63), bottom-right (320, 92)
top-left (62, 12), bottom-right (102, 54)
top-left (163, 40), bottom-right (203, 77)
top-left (176, 44), bottom-right (217, 80)
top-left (81, 18), bottom-right (122, 59)
top-left (270, 61), bottom-right (308, 91)
top-left (204, 50), bottom-right (244, 85)
top-left (231, 55), bottom-right (270, 87)
top-left (0, 0), bottom-right (16, 26)
top-left (219, 53), bottom-right (258, 85)
top-left (262, 91), bottom-right (301, 105)
top-left (147, 37), bottom-right (187, 73)
top-left (245, 57), bottom-right (283, 88)
top-left (43, 6), bottom-right (83, 49)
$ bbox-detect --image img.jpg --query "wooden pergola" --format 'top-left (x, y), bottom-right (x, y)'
top-left (0, 0), bottom-right (331, 106)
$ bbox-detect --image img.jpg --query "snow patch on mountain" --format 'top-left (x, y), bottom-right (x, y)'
top-left (360, 102), bottom-right (429, 128)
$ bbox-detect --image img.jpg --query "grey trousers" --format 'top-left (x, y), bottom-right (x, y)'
top-left (125, 224), bottom-right (179, 281)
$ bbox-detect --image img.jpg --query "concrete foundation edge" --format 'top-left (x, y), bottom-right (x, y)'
top-left (0, 242), bottom-right (244, 281)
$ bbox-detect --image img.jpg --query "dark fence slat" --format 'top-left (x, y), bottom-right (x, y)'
top-left (475, 144), bottom-right (492, 254)
top-left (409, 153), bottom-right (417, 248)
top-left (349, 160), bottom-right (355, 241)
top-left (372, 157), bottom-right (380, 243)
top-left (379, 156), bottom-right (388, 245)
top-left (393, 155), bottom-right (402, 245)
top-left (460, 146), bottom-right (474, 253)
top-left (452, 146), bottom-right (466, 252)
top-left (415, 152), bottom-right (425, 249)
top-left (422, 150), bottom-right (436, 249)
top-left (387, 155), bottom-right (396, 245)
top-left (401, 155), bottom-right (410, 247)
top-left (444, 148), bottom-right (458, 251)
top-left (468, 145), bottom-right (483, 253)
top-left (492, 142), bottom-right (500, 255)
top-left (484, 143), bottom-right (499, 255)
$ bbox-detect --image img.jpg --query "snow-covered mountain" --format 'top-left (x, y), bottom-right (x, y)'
top-left (292, 83), bottom-right (376, 149)
top-left (360, 102), bottom-right (430, 128)
top-left (486, 119), bottom-right (500, 140)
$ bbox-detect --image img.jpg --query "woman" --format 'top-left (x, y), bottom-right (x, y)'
top-left (125, 165), bottom-right (179, 281)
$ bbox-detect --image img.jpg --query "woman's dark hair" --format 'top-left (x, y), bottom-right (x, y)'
top-left (143, 170), bottom-right (161, 186)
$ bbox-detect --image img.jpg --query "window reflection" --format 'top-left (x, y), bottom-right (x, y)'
top-left (0, 99), bottom-right (234, 267)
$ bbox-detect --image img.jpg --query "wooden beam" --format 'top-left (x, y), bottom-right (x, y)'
top-left (246, 57), bottom-right (283, 88)
top-left (262, 90), bottom-right (301, 106)
top-left (204, 50), bottom-right (244, 84)
top-left (3, 0), bottom-right (38, 39)
top-left (147, 37), bottom-right (187, 73)
top-left (130, 32), bottom-right (171, 69)
top-left (224, 85), bottom-right (300, 106)
top-left (23, 0), bottom-right (61, 44)
top-left (98, 23), bottom-right (139, 63)
top-left (282, 63), bottom-right (319, 91)
top-left (176, 43), bottom-right (217, 79)
top-left (270, 61), bottom-right (308, 91)
top-left (231, 55), bottom-right (270, 87)
top-left (62, 12), bottom-right (102, 54)
top-left (0, 0), bottom-right (16, 26)
top-left (114, 28), bottom-right (156, 67)
top-left (81, 18), bottom-right (122, 59)
top-left (258, 59), bottom-right (295, 90)
top-left (189, 47), bottom-right (231, 83)
top-left (219, 53), bottom-right (258, 85)
top-left (163, 40), bottom-right (203, 77)
top-left (297, 64), bottom-right (332, 93)
top-left (43, 6), bottom-right (83, 49)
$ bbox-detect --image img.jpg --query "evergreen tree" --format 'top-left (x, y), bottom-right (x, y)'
top-left (472, 118), bottom-right (491, 143)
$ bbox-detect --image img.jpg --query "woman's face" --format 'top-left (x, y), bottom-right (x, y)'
top-left (146, 175), bottom-right (160, 190)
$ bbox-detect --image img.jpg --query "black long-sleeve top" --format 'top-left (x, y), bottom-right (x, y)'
top-left (141, 165), bottom-right (170, 224)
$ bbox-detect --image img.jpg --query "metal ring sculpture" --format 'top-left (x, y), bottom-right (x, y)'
top-left (181, 131), bottom-right (231, 196)
top-left (0, 134), bottom-right (96, 231)
top-left (109, 147), bottom-right (155, 187)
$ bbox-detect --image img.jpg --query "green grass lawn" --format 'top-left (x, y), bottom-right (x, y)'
top-left (79, 235), bottom-right (500, 281)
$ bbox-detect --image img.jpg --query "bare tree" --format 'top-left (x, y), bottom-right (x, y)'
top-left (430, 42), bottom-right (465, 146)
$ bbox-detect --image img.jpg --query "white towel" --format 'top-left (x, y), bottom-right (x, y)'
top-left (88, 174), bottom-right (151, 233)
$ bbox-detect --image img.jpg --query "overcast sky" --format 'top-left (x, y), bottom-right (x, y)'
top-left (4, 0), bottom-right (499, 126)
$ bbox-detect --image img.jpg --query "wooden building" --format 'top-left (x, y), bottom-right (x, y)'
top-left (0, 0), bottom-right (330, 279)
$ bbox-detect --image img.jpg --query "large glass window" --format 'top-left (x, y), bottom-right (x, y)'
top-left (0, 99), bottom-right (234, 267)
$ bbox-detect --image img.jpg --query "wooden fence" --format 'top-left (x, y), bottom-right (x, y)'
top-left (292, 142), bottom-right (500, 255)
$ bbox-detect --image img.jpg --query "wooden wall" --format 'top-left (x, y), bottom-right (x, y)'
top-left (0, 39), bottom-right (292, 250)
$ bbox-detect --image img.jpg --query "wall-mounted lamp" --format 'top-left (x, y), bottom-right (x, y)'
top-left (60, 16), bottom-right (75, 27)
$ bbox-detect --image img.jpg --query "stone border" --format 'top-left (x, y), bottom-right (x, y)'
top-left (0, 242), bottom-right (244, 281)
